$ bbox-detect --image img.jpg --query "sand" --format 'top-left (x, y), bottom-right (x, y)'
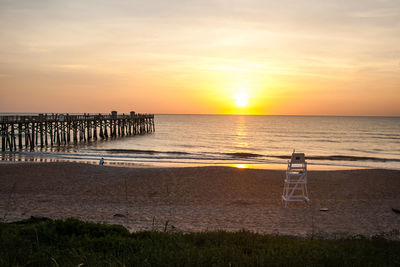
top-left (0, 162), bottom-right (399, 237)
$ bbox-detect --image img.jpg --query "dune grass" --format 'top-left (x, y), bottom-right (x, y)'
top-left (1, 217), bottom-right (399, 266)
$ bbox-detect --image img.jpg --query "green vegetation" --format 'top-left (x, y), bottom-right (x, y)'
top-left (1, 217), bottom-right (399, 266)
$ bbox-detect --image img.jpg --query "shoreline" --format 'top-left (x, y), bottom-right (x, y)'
top-left (1, 162), bottom-right (399, 237)
top-left (2, 145), bottom-right (400, 171)
top-left (0, 157), bottom-right (388, 171)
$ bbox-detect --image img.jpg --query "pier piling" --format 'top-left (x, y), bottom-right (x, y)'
top-left (0, 111), bottom-right (155, 151)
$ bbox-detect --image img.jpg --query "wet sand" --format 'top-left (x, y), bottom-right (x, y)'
top-left (0, 162), bottom-right (399, 237)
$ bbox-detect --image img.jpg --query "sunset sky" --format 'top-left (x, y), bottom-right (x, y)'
top-left (0, 0), bottom-right (399, 115)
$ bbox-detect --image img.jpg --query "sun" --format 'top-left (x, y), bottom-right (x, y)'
top-left (235, 93), bottom-right (249, 107)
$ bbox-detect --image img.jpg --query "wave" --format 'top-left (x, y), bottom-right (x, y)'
top-left (96, 149), bottom-right (190, 155)
top-left (95, 149), bottom-right (266, 160)
top-left (309, 155), bottom-right (400, 163)
top-left (269, 154), bottom-right (400, 163)
top-left (225, 152), bottom-right (264, 158)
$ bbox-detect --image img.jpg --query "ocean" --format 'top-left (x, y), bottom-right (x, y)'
top-left (2, 115), bottom-right (400, 170)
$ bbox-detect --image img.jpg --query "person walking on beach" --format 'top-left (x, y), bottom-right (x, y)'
top-left (99, 157), bottom-right (104, 165)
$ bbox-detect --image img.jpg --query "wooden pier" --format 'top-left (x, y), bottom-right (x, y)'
top-left (0, 111), bottom-right (155, 151)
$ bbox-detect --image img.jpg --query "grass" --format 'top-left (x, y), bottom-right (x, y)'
top-left (1, 217), bottom-right (399, 266)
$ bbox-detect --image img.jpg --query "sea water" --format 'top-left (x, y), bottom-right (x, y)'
top-left (2, 115), bottom-right (400, 169)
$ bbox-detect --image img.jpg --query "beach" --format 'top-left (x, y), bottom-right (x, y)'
top-left (0, 162), bottom-right (399, 237)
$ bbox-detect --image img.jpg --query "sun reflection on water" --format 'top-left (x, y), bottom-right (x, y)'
top-left (234, 116), bottom-right (249, 149)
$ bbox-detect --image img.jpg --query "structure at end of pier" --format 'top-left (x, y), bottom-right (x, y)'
top-left (0, 111), bottom-right (155, 151)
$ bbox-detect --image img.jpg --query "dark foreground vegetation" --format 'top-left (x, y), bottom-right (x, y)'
top-left (1, 217), bottom-right (399, 266)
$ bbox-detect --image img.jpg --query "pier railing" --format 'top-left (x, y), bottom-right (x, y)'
top-left (0, 111), bottom-right (155, 151)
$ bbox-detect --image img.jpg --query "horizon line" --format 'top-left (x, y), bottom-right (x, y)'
top-left (0, 112), bottom-right (399, 118)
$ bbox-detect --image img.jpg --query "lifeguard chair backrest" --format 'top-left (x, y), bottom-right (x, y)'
top-left (290, 153), bottom-right (305, 164)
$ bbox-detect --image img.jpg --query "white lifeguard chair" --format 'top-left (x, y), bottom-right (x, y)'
top-left (282, 151), bottom-right (309, 207)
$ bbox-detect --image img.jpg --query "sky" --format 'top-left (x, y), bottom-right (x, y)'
top-left (0, 0), bottom-right (399, 115)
